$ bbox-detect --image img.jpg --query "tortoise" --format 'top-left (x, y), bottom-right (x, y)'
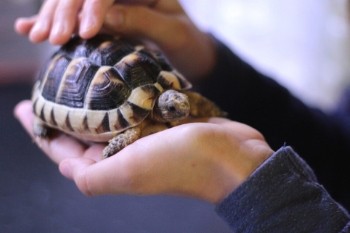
top-left (32, 34), bottom-right (225, 158)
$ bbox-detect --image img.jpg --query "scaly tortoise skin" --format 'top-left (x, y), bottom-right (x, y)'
top-left (32, 34), bottom-right (225, 158)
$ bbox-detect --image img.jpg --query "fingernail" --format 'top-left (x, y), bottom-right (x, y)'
top-left (31, 21), bottom-right (42, 32)
top-left (80, 18), bottom-right (89, 33)
top-left (14, 18), bottom-right (25, 30)
top-left (50, 24), bottom-right (61, 39)
top-left (79, 18), bottom-right (94, 37)
top-left (29, 22), bottom-right (43, 37)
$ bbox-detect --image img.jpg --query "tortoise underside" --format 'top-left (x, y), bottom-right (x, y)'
top-left (32, 82), bottom-right (162, 142)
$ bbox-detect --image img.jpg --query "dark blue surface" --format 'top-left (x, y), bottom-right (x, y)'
top-left (0, 84), bottom-right (231, 233)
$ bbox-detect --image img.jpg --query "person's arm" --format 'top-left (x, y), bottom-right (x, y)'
top-left (15, 0), bottom-right (157, 44)
top-left (14, 100), bottom-right (274, 204)
top-left (14, 101), bottom-right (350, 232)
top-left (197, 38), bottom-right (350, 208)
top-left (15, 0), bottom-right (350, 209)
top-left (14, 0), bottom-right (216, 81)
top-left (216, 146), bottom-right (350, 232)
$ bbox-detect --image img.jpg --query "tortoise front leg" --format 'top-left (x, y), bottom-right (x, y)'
top-left (103, 127), bottom-right (141, 158)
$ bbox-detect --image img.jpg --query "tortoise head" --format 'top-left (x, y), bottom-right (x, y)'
top-left (153, 90), bottom-right (190, 122)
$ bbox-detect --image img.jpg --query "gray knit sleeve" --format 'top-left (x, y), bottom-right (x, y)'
top-left (216, 146), bottom-right (350, 233)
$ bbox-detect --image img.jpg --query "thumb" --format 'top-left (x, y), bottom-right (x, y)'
top-left (59, 158), bottom-right (95, 193)
top-left (58, 150), bottom-right (143, 196)
top-left (103, 4), bottom-right (214, 80)
top-left (104, 5), bottom-right (188, 53)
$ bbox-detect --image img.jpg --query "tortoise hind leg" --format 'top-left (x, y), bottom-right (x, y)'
top-left (103, 127), bottom-right (141, 158)
top-left (33, 116), bottom-right (50, 138)
top-left (184, 91), bottom-right (227, 117)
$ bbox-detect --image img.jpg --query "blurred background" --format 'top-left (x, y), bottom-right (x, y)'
top-left (182, 0), bottom-right (350, 110)
top-left (1, 0), bottom-right (349, 232)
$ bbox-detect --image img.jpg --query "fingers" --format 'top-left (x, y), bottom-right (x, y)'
top-left (15, 0), bottom-right (186, 47)
top-left (55, 122), bottom-right (260, 202)
top-left (15, 0), bottom-right (115, 45)
top-left (79, 0), bottom-right (114, 39)
top-left (59, 157), bottom-right (97, 195)
top-left (59, 155), bottom-right (123, 196)
top-left (14, 16), bottom-right (37, 36)
top-left (28, 0), bottom-right (59, 43)
top-left (15, 0), bottom-right (79, 44)
top-left (13, 100), bottom-right (272, 202)
top-left (49, 0), bottom-right (84, 44)
top-left (56, 128), bottom-right (189, 196)
top-left (58, 145), bottom-right (142, 196)
top-left (14, 100), bottom-right (35, 136)
top-left (16, 0), bottom-right (78, 44)
top-left (32, 0), bottom-right (84, 44)
top-left (55, 123), bottom-right (224, 198)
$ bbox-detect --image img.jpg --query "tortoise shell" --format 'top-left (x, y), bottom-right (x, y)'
top-left (32, 34), bottom-right (191, 142)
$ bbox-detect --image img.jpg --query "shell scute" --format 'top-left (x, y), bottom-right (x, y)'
top-left (116, 108), bottom-right (130, 129)
top-left (115, 52), bottom-right (161, 88)
top-left (89, 40), bottom-right (135, 65)
top-left (142, 49), bottom-right (173, 72)
top-left (95, 113), bottom-right (111, 134)
top-left (60, 35), bottom-right (106, 59)
top-left (40, 54), bottom-right (71, 102)
top-left (56, 58), bottom-right (99, 108)
top-left (87, 67), bottom-right (131, 110)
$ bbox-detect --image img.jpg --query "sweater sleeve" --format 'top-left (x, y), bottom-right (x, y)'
top-left (196, 37), bottom-right (350, 208)
top-left (215, 146), bottom-right (350, 233)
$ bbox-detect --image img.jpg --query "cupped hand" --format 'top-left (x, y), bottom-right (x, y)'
top-left (14, 100), bottom-right (273, 203)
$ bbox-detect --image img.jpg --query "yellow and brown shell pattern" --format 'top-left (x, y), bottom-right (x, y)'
top-left (32, 34), bottom-right (191, 142)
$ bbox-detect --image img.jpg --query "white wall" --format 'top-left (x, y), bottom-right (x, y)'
top-left (181, 0), bottom-right (350, 110)
top-left (4, 0), bottom-right (350, 109)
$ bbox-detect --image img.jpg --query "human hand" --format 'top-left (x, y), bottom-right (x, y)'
top-left (14, 0), bottom-right (156, 44)
top-left (15, 0), bottom-right (112, 44)
top-left (103, 1), bottom-right (216, 80)
top-left (14, 100), bottom-right (273, 204)
top-left (14, 0), bottom-right (216, 80)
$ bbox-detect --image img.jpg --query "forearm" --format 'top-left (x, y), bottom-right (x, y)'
top-left (196, 37), bottom-right (350, 152)
top-left (216, 146), bottom-right (350, 233)
top-left (196, 37), bottom-right (350, 207)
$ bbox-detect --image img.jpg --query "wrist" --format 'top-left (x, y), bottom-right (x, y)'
top-left (209, 142), bottom-right (274, 204)
top-left (163, 20), bottom-right (216, 82)
top-left (184, 31), bottom-right (217, 82)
